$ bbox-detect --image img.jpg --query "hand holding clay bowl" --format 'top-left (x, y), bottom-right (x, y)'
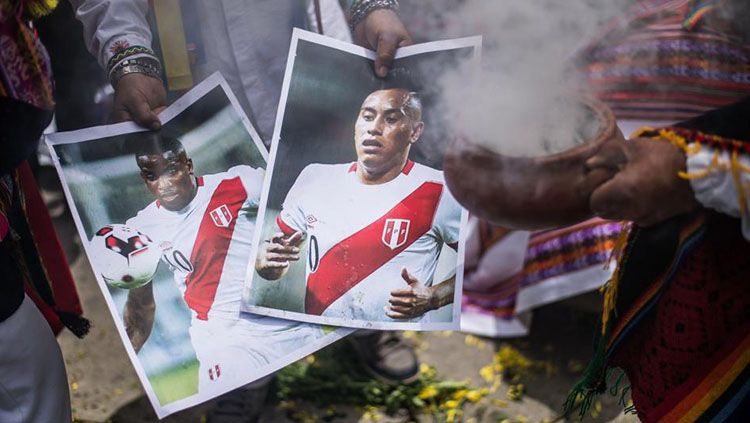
top-left (444, 97), bottom-right (623, 230)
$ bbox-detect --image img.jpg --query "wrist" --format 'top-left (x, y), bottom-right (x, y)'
top-left (426, 286), bottom-right (440, 311)
top-left (348, 0), bottom-right (399, 32)
top-left (107, 46), bottom-right (163, 89)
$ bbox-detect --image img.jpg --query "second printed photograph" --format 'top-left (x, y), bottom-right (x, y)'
top-left (243, 30), bottom-right (480, 330)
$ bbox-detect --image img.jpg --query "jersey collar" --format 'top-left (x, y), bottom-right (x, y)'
top-left (348, 160), bottom-right (414, 175)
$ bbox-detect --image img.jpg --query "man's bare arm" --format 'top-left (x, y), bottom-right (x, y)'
top-left (428, 275), bottom-right (456, 310)
top-left (386, 269), bottom-right (456, 319)
top-left (123, 282), bottom-right (155, 353)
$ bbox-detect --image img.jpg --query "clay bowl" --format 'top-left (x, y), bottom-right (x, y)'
top-left (443, 97), bottom-right (622, 230)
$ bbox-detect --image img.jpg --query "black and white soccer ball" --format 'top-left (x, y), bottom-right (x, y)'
top-left (90, 224), bottom-right (161, 289)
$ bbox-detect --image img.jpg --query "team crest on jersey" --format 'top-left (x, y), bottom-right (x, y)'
top-left (210, 204), bottom-right (233, 228)
top-left (208, 364), bottom-right (221, 381)
top-left (382, 219), bottom-right (410, 250)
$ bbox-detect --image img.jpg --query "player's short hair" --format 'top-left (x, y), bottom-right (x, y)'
top-left (130, 131), bottom-right (186, 161)
top-left (373, 67), bottom-right (424, 123)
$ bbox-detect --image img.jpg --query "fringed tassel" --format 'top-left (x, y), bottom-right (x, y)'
top-left (563, 340), bottom-right (608, 420)
top-left (636, 126), bottom-right (750, 217)
top-left (565, 225), bottom-right (636, 420)
top-left (618, 385), bottom-right (631, 408)
top-left (56, 309), bottom-right (91, 338)
top-left (730, 150), bottom-right (748, 216)
top-left (608, 369), bottom-right (626, 397)
top-left (600, 222), bottom-right (631, 335)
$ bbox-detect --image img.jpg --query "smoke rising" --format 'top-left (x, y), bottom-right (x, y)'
top-left (417, 0), bottom-right (628, 157)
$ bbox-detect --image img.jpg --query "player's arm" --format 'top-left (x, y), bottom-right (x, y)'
top-left (257, 165), bottom-right (312, 279)
top-left (386, 268), bottom-right (455, 319)
top-left (123, 282), bottom-right (156, 353)
top-left (255, 230), bottom-right (304, 281)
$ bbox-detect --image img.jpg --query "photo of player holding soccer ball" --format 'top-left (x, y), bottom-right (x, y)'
top-left (47, 75), bottom-right (349, 417)
top-left (243, 30), bottom-right (480, 331)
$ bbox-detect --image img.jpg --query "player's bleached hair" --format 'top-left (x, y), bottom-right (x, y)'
top-left (402, 91), bottom-right (423, 123)
top-left (374, 67), bottom-right (424, 124)
top-left (131, 131), bottom-right (186, 161)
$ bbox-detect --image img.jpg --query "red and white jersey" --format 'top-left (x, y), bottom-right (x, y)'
top-left (277, 160), bottom-right (461, 322)
top-left (127, 165), bottom-right (263, 321)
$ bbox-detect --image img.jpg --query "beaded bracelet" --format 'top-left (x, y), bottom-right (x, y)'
top-left (109, 56), bottom-right (163, 88)
top-left (106, 45), bottom-right (163, 88)
top-left (348, 0), bottom-right (399, 32)
top-left (107, 46), bottom-right (157, 73)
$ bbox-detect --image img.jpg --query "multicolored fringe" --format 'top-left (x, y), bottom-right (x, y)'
top-left (636, 126), bottom-right (750, 215)
top-left (564, 213), bottom-right (707, 419)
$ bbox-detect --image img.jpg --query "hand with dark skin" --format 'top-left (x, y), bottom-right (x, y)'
top-left (386, 268), bottom-right (455, 319)
top-left (353, 9), bottom-right (413, 77)
top-left (123, 282), bottom-right (156, 353)
top-left (580, 137), bottom-right (701, 226)
top-left (111, 10), bottom-right (410, 127)
top-left (110, 73), bottom-right (167, 129)
top-left (255, 231), bottom-right (304, 280)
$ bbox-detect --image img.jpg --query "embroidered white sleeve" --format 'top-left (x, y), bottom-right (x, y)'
top-left (71, 0), bottom-right (153, 68)
top-left (687, 145), bottom-right (750, 240)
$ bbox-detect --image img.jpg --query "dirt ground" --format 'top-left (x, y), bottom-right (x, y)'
top-left (42, 168), bottom-right (637, 423)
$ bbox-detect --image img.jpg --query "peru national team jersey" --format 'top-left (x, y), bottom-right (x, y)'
top-left (277, 161), bottom-right (461, 322)
top-left (127, 165), bottom-right (264, 321)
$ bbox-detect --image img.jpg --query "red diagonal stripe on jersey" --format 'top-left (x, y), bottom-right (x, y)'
top-left (305, 182), bottom-right (443, 315)
top-left (185, 177), bottom-right (247, 320)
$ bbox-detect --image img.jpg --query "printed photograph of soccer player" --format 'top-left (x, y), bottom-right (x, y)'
top-left (47, 75), bottom-right (350, 418)
top-left (243, 30), bottom-right (481, 331)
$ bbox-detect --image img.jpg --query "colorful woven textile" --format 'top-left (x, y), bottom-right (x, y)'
top-left (580, 0), bottom-right (750, 122)
top-left (567, 210), bottom-right (749, 422)
top-left (516, 218), bottom-right (622, 312)
top-left (610, 214), bottom-right (749, 421)
top-left (460, 217), bottom-right (622, 337)
top-left (0, 0), bottom-right (55, 110)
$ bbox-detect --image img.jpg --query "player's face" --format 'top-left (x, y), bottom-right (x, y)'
top-left (354, 89), bottom-right (423, 174)
top-left (137, 150), bottom-right (197, 211)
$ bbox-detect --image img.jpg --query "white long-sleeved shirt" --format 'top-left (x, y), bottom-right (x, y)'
top-left (687, 145), bottom-right (750, 240)
top-left (71, 0), bottom-right (351, 143)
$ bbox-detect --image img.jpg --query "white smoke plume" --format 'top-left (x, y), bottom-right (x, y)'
top-left (408, 0), bottom-right (628, 156)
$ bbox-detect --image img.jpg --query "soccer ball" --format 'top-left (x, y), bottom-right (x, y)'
top-left (90, 224), bottom-right (162, 289)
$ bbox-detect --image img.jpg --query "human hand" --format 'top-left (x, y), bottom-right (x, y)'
top-left (111, 73), bottom-right (167, 130)
top-left (580, 137), bottom-right (701, 226)
top-left (255, 231), bottom-right (304, 280)
top-left (386, 268), bottom-right (436, 319)
top-left (353, 9), bottom-right (413, 77)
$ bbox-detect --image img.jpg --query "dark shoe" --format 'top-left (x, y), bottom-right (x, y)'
top-left (349, 331), bottom-right (419, 384)
top-left (205, 381), bottom-right (270, 423)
